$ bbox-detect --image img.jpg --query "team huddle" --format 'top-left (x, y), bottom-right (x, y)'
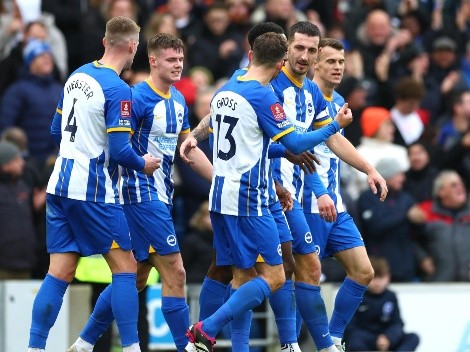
top-left (27, 15), bottom-right (387, 352)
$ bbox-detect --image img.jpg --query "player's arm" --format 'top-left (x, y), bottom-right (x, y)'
top-left (51, 103), bottom-right (63, 146)
top-left (326, 133), bottom-right (388, 201)
top-left (304, 172), bottom-right (337, 222)
top-left (108, 131), bottom-right (160, 175)
top-left (179, 113), bottom-right (211, 163)
top-left (268, 144), bottom-right (319, 174)
top-left (177, 130), bottom-right (212, 182)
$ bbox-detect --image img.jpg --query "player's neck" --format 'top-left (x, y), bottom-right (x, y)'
top-left (284, 64), bottom-right (305, 85)
top-left (98, 54), bottom-right (125, 75)
top-left (313, 77), bottom-right (334, 98)
top-left (244, 65), bottom-right (276, 86)
top-left (149, 75), bottom-right (171, 95)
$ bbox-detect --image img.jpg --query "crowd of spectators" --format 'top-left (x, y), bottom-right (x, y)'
top-left (1, 0), bottom-right (470, 285)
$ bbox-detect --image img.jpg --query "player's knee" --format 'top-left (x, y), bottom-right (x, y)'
top-left (351, 265), bottom-right (374, 285)
top-left (136, 274), bottom-right (148, 292)
top-left (282, 257), bottom-right (295, 279)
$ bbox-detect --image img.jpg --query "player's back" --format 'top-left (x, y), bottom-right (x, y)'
top-left (209, 77), bottom-right (293, 216)
top-left (47, 61), bottom-right (131, 203)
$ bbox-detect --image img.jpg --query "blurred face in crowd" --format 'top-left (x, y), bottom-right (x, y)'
top-left (167, 0), bottom-right (192, 20)
top-left (265, 0), bottom-right (292, 21)
top-left (287, 32), bottom-right (319, 77)
top-left (431, 47), bottom-right (456, 69)
top-left (25, 22), bottom-right (47, 42)
top-left (0, 155), bottom-right (25, 179)
top-left (109, 0), bottom-right (135, 19)
top-left (408, 143), bottom-right (429, 171)
top-left (386, 171), bottom-right (405, 192)
top-left (365, 10), bottom-right (392, 46)
top-left (30, 52), bottom-right (54, 76)
top-left (150, 47), bottom-right (184, 85)
top-left (374, 119), bottom-right (395, 142)
top-left (315, 45), bottom-right (345, 89)
top-left (454, 91), bottom-right (470, 119)
top-left (368, 273), bottom-right (390, 294)
top-left (438, 173), bottom-right (467, 210)
top-left (194, 90), bottom-right (214, 120)
top-left (205, 8), bottom-right (230, 36)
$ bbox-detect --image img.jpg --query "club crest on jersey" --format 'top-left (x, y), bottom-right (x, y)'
top-left (121, 101), bottom-right (131, 117)
top-left (270, 103), bottom-right (286, 121)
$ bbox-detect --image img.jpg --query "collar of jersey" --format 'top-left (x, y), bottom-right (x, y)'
top-left (322, 93), bottom-right (333, 102)
top-left (145, 79), bottom-right (171, 99)
top-left (237, 75), bottom-right (257, 82)
top-left (93, 60), bottom-right (118, 74)
top-left (281, 67), bottom-right (303, 88)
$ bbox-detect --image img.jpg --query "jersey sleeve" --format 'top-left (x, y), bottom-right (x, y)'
top-left (311, 84), bottom-right (331, 130)
top-left (180, 103), bottom-right (190, 134)
top-left (105, 83), bottom-right (132, 133)
top-left (130, 86), bottom-right (145, 133)
top-left (257, 91), bottom-right (294, 141)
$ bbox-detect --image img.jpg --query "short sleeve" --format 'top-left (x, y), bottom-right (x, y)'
top-left (257, 91), bottom-right (294, 141)
top-left (105, 83), bottom-right (132, 133)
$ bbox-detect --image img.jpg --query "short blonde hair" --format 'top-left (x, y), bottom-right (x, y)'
top-left (105, 16), bottom-right (140, 48)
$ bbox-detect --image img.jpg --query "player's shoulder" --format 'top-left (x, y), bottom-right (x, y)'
top-left (170, 85), bottom-right (186, 105)
top-left (332, 90), bottom-right (345, 105)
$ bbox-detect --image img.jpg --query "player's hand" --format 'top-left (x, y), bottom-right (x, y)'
top-left (284, 150), bottom-right (320, 174)
top-left (275, 181), bottom-right (293, 211)
top-left (368, 168), bottom-right (388, 202)
top-left (142, 154), bottom-right (161, 175)
top-left (376, 334), bottom-right (390, 351)
top-left (334, 103), bottom-right (353, 129)
top-left (317, 194), bottom-right (337, 222)
top-left (179, 134), bottom-right (197, 164)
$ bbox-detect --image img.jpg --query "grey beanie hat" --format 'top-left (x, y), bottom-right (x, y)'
top-left (375, 157), bottom-right (404, 179)
top-left (0, 141), bottom-right (21, 166)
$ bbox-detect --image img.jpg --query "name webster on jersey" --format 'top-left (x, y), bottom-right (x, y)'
top-left (66, 79), bottom-right (94, 99)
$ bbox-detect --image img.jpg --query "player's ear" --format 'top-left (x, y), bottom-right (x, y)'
top-left (247, 50), bottom-right (253, 63)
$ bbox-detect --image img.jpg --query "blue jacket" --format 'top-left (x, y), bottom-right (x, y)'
top-left (0, 73), bottom-right (62, 161)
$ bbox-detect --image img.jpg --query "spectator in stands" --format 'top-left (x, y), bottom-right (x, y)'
top-left (0, 20), bottom-right (62, 98)
top-left (167, 0), bottom-right (203, 46)
top-left (187, 2), bottom-right (245, 81)
top-left (0, 142), bottom-right (43, 279)
top-left (0, 39), bottom-right (62, 164)
top-left (345, 256), bottom-right (420, 352)
top-left (404, 141), bottom-right (439, 203)
top-left (357, 157), bottom-right (419, 282)
top-left (250, 0), bottom-right (306, 33)
top-left (344, 106), bottom-right (409, 200)
top-left (410, 170), bottom-right (470, 281)
top-left (390, 76), bottom-right (427, 146)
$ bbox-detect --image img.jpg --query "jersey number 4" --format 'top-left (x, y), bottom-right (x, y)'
top-left (64, 98), bottom-right (78, 142)
top-left (215, 114), bottom-right (239, 161)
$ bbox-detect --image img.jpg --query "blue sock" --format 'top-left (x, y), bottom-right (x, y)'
top-left (269, 279), bottom-right (297, 344)
top-left (295, 282), bottom-right (332, 350)
top-left (29, 274), bottom-right (69, 348)
top-left (230, 288), bottom-right (251, 352)
top-left (329, 277), bottom-right (367, 339)
top-left (162, 296), bottom-right (190, 351)
top-left (111, 273), bottom-right (139, 346)
top-left (202, 277), bottom-right (271, 338)
top-left (199, 277), bottom-right (228, 320)
top-left (81, 284), bottom-right (114, 344)
top-left (295, 304), bottom-right (302, 339)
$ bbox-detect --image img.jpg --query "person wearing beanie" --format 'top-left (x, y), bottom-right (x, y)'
top-left (0, 38), bottom-right (62, 163)
top-left (358, 156), bottom-right (421, 282)
top-left (0, 141), bottom-right (38, 280)
top-left (343, 106), bottom-right (409, 200)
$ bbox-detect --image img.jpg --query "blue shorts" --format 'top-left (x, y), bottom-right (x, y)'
top-left (284, 200), bottom-right (316, 255)
top-left (303, 211), bottom-right (364, 259)
top-left (269, 201), bottom-right (293, 244)
top-left (46, 194), bottom-right (132, 256)
top-left (123, 200), bottom-right (179, 262)
top-left (210, 212), bottom-right (282, 269)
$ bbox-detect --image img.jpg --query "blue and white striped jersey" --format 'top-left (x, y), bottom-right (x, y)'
top-left (303, 90), bottom-right (345, 213)
top-left (270, 67), bottom-right (329, 201)
top-left (121, 79), bottom-right (190, 205)
top-left (47, 61), bottom-right (133, 203)
top-left (209, 76), bottom-right (294, 216)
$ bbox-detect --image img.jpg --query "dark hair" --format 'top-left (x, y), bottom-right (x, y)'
top-left (252, 32), bottom-right (287, 67)
top-left (247, 22), bottom-right (284, 49)
top-left (394, 76), bottom-right (425, 100)
top-left (319, 37), bottom-right (344, 51)
top-left (147, 33), bottom-right (184, 56)
top-left (287, 21), bottom-right (321, 43)
top-left (369, 256), bottom-right (390, 277)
